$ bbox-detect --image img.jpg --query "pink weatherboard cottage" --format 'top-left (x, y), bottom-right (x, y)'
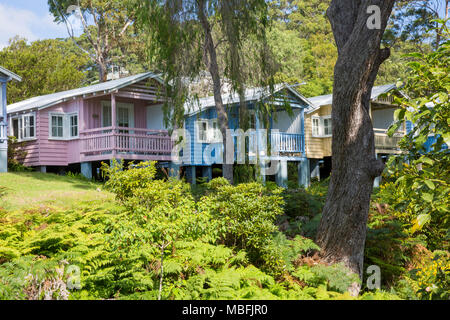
top-left (6, 72), bottom-right (172, 178)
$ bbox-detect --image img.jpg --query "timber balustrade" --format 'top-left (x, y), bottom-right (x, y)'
top-left (80, 127), bottom-right (173, 157)
top-left (231, 131), bottom-right (304, 154)
top-left (374, 128), bottom-right (404, 151)
top-left (80, 127), bottom-right (304, 160)
top-left (270, 132), bottom-right (304, 153)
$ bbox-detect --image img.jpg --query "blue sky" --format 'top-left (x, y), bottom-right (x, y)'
top-left (0, 0), bottom-right (71, 48)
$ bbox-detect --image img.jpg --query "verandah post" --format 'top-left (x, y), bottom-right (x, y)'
top-left (78, 98), bottom-right (85, 154)
top-left (298, 158), bottom-right (310, 188)
top-left (0, 81), bottom-right (7, 173)
top-left (79, 98), bottom-right (85, 132)
top-left (202, 166), bottom-right (212, 182)
top-left (276, 160), bottom-right (288, 188)
top-left (81, 162), bottom-right (92, 179)
top-left (111, 93), bottom-right (117, 158)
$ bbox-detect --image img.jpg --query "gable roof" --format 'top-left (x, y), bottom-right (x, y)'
top-left (0, 66), bottom-right (22, 82)
top-left (7, 72), bottom-right (162, 114)
top-left (185, 83), bottom-right (314, 116)
top-left (306, 83), bottom-right (403, 114)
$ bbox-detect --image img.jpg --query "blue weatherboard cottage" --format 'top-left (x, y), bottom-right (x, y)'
top-left (180, 84), bottom-right (314, 187)
top-left (0, 66), bottom-right (22, 173)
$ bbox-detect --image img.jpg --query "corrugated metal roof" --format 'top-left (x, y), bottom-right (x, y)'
top-left (7, 72), bottom-right (162, 114)
top-left (306, 83), bottom-right (399, 114)
top-left (184, 83), bottom-right (314, 116)
top-left (0, 66), bottom-right (22, 82)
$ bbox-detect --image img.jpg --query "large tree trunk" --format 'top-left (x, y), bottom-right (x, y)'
top-left (98, 57), bottom-right (108, 83)
top-left (315, 0), bottom-right (396, 295)
top-left (198, 0), bottom-right (234, 183)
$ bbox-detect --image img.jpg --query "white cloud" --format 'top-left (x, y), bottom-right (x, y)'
top-left (0, 4), bottom-right (72, 48)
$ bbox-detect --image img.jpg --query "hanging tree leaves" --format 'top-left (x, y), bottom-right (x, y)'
top-left (132, 0), bottom-right (278, 183)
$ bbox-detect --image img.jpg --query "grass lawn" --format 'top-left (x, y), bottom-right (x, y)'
top-left (0, 172), bottom-right (113, 211)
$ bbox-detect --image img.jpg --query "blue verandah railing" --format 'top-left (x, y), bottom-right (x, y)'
top-left (230, 131), bottom-right (305, 158)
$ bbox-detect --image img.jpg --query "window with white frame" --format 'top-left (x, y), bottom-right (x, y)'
top-left (312, 116), bottom-right (332, 138)
top-left (209, 119), bottom-right (222, 142)
top-left (23, 114), bottom-right (35, 139)
top-left (9, 113), bottom-right (36, 141)
top-left (70, 114), bottom-right (78, 137)
top-left (197, 119), bottom-right (209, 143)
top-left (49, 112), bottom-right (79, 139)
top-left (196, 119), bottom-right (222, 143)
top-left (101, 101), bottom-right (134, 129)
top-left (51, 114), bottom-right (64, 138)
top-left (312, 117), bottom-right (320, 137)
top-left (323, 117), bottom-right (332, 136)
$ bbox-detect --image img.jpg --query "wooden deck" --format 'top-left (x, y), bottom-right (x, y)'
top-left (271, 132), bottom-right (304, 153)
top-left (374, 128), bottom-right (404, 154)
top-left (233, 131), bottom-right (304, 155)
top-left (80, 127), bottom-right (304, 163)
top-left (80, 127), bottom-right (173, 161)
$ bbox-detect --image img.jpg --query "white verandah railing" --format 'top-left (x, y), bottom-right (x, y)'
top-left (374, 128), bottom-right (404, 150)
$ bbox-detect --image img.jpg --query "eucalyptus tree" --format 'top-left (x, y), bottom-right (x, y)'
top-left (314, 0), bottom-right (397, 295)
top-left (48, 0), bottom-right (146, 82)
top-left (133, 0), bottom-right (276, 183)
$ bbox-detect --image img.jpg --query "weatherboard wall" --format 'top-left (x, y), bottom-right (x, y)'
top-left (304, 105), bottom-right (332, 159)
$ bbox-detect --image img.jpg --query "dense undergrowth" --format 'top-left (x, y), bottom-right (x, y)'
top-left (1, 161), bottom-right (447, 300)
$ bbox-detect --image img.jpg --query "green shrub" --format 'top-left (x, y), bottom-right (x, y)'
top-left (300, 214), bottom-right (322, 239)
top-left (309, 263), bottom-right (360, 294)
top-left (264, 232), bottom-right (320, 273)
top-left (359, 290), bottom-right (402, 300)
top-left (2, 160), bottom-right (441, 300)
top-left (307, 177), bottom-right (330, 198)
top-left (201, 180), bottom-right (284, 264)
top-left (7, 136), bottom-right (32, 172)
top-left (0, 256), bottom-right (72, 300)
top-left (233, 164), bottom-right (260, 184)
top-left (411, 251), bottom-right (449, 300)
top-left (364, 205), bottom-right (424, 287)
top-left (205, 177), bottom-right (230, 190)
top-left (66, 171), bottom-right (91, 182)
top-left (101, 160), bottom-right (158, 202)
top-left (382, 25), bottom-right (449, 251)
top-left (282, 188), bottom-right (324, 219)
top-left (376, 174), bottom-right (449, 251)
top-left (291, 263), bottom-right (360, 295)
top-left (101, 162), bottom-right (240, 297)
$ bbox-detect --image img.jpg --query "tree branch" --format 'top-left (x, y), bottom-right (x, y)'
top-left (50, 0), bottom-right (95, 60)
top-left (77, 0), bottom-right (97, 49)
top-left (119, 19), bottom-right (134, 37)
